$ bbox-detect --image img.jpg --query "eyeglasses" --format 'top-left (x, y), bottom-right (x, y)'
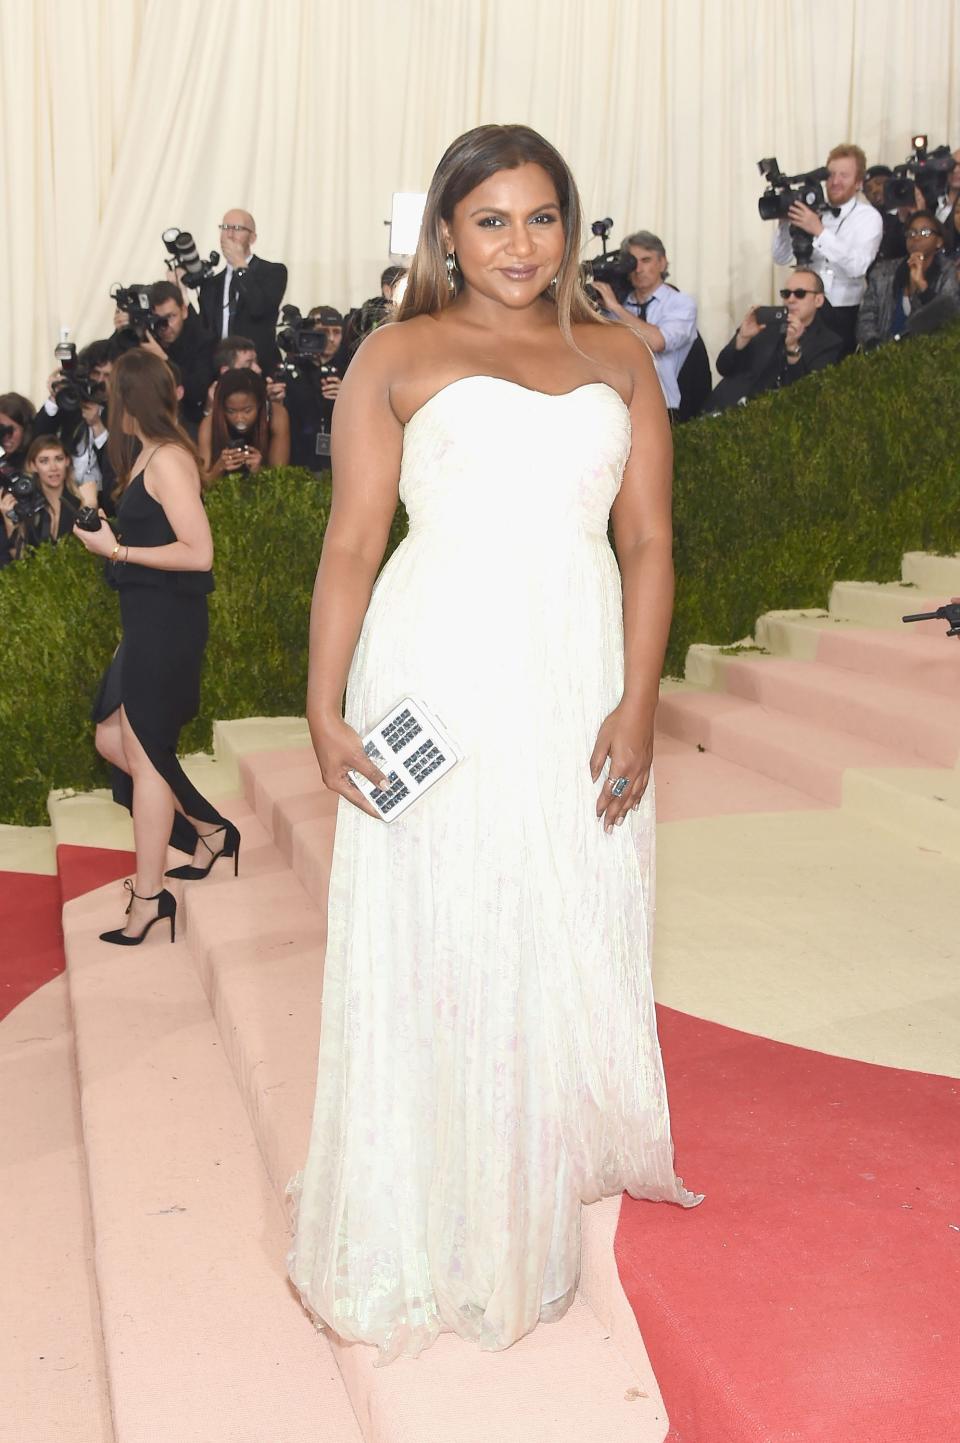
top-left (779, 288), bottom-right (817, 299)
top-left (906, 228), bottom-right (938, 239)
top-left (218, 223), bottom-right (253, 234)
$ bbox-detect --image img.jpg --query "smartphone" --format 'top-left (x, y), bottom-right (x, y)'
top-left (755, 305), bottom-right (788, 326)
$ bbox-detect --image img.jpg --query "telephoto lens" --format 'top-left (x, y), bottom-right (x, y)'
top-left (75, 506), bottom-right (103, 533)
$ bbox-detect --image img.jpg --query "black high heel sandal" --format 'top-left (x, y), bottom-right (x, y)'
top-left (99, 879), bottom-right (177, 946)
top-left (165, 820), bottom-right (241, 881)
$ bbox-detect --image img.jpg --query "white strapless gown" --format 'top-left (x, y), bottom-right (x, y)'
top-left (287, 376), bottom-right (699, 1363)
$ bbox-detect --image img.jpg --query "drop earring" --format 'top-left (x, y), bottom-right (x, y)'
top-left (445, 252), bottom-right (458, 295)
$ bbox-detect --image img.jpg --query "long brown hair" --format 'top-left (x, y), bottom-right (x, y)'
top-left (395, 124), bottom-right (603, 348)
top-left (107, 349), bottom-right (203, 497)
top-left (209, 368), bottom-right (270, 468)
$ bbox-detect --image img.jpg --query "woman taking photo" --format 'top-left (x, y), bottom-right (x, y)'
top-left (1, 436), bottom-right (82, 558)
top-left (288, 124), bottom-right (700, 1364)
top-left (199, 367), bottom-right (289, 480)
top-left (74, 349), bottom-right (239, 946)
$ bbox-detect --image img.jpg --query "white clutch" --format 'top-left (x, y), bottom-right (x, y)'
top-left (348, 697), bottom-right (464, 822)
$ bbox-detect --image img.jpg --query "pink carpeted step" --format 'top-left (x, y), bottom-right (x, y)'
top-left (182, 867), bottom-right (671, 1443)
top-left (720, 656), bottom-right (960, 767)
top-left (61, 852), bottom-right (364, 1443)
top-left (652, 732), bottom-right (820, 820)
top-left (655, 688), bottom-right (926, 806)
top-left (812, 625), bottom-right (960, 697)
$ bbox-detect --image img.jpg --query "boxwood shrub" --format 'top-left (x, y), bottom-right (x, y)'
top-left (2, 326), bottom-right (959, 825)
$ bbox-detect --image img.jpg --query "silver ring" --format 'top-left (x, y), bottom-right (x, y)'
top-left (611, 776), bottom-right (629, 797)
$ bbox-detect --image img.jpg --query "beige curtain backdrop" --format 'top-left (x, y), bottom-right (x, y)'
top-left (3, 0), bottom-right (960, 402)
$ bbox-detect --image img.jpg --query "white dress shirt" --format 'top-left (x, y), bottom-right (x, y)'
top-left (220, 253), bottom-right (257, 337)
top-left (772, 196), bottom-right (882, 305)
top-left (621, 283), bottom-right (697, 410)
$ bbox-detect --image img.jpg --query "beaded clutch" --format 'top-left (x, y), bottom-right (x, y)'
top-left (349, 697), bottom-right (463, 822)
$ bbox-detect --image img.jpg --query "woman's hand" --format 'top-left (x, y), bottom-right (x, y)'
top-left (221, 446), bottom-right (246, 472)
top-left (311, 714), bottom-right (391, 820)
top-left (243, 445), bottom-right (263, 473)
top-left (907, 251), bottom-right (928, 294)
top-left (72, 511), bottom-right (116, 557)
top-left (589, 699), bottom-right (655, 832)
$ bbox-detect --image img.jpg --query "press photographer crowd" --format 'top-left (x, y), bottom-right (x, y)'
top-left (3, 134), bottom-right (960, 566)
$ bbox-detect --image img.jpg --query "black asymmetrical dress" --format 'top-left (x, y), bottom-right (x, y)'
top-left (91, 461), bottom-right (225, 853)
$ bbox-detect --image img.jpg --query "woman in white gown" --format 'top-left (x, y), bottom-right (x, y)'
top-left (288, 123), bottom-right (700, 1364)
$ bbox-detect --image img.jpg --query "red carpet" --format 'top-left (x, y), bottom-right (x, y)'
top-left (0, 847), bottom-right (134, 1022)
top-left (616, 1006), bottom-right (960, 1442)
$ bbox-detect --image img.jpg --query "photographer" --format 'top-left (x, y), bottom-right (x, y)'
top-left (857, 211), bottom-right (960, 350)
top-left (280, 307), bottom-right (344, 469)
top-left (704, 269), bottom-right (843, 413)
top-left (0, 392), bottom-right (35, 473)
top-left (772, 144), bottom-right (882, 352)
top-left (198, 209), bottom-right (287, 371)
top-left (145, 281), bottom-right (215, 431)
top-left (199, 368), bottom-right (289, 481)
top-left (33, 340), bottom-right (116, 510)
top-left (590, 231), bottom-right (697, 416)
top-left (936, 149), bottom-right (960, 222)
top-left (1, 436), bottom-right (82, 559)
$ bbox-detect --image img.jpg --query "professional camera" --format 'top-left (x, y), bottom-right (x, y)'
top-left (757, 158), bottom-right (833, 220)
top-left (273, 306), bottom-right (327, 382)
top-left (111, 283), bottom-right (164, 342)
top-left (162, 228), bottom-right (220, 289)
top-left (887, 135), bottom-right (955, 210)
top-left (50, 343), bottom-right (107, 414)
top-left (580, 218), bottom-right (637, 304)
top-left (0, 473), bottom-right (47, 527)
top-left (757, 157), bottom-right (838, 262)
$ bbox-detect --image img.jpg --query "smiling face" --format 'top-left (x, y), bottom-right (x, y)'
top-left (441, 163), bottom-right (566, 308)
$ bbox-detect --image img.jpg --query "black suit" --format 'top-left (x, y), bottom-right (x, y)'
top-left (704, 313), bottom-right (843, 414)
top-left (199, 255), bottom-right (287, 370)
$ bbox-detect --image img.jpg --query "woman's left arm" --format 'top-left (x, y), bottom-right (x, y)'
top-left (73, 448), bottom-right (213, 571)
top-left (268, 402), bottom-right (291, 467)
top-left (590, 339), bottom-right (673, 831)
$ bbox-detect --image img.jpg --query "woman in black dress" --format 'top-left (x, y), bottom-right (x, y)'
top-left (74, 349), bottom-right (239, 946)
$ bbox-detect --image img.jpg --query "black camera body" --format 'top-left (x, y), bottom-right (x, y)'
top-left (162, 228), bottom-right (220, 289)
top-left (887, 137), bottom-right (954, 211)
top-left (580, 217), bottom-right (637, 305)
top-left (273, 306), bottom-right (328, 382)
top-left (757, 158), bottom-right (834, 221)
top-left (75, 506), bottom-right (103, 532)
top-left (111, 283), bottom-right (164, 342)
top-left (1, 472), bottom-right (47, 526)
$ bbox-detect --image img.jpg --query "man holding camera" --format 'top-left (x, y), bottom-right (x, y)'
top-left (144, 282), bottom-right (215, 430)
top-left (198, 209), bottom-right (287, 372)
top-left (704, 269), bottom-right (843, 413)
top-left (772, 144), bottom-right (882, 354)
top-left (591, 231), bottom-right (697, 417)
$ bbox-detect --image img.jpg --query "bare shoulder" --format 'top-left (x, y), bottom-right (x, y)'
top-left (572, 318), bottom-right (659, 405)
top-left (345, 314), bottom-right (437, 382)
top-left (150, 442), bottom-right (202, 493)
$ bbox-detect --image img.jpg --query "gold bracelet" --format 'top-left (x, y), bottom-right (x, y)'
top-left (110, 541), bottom-right (121, 561)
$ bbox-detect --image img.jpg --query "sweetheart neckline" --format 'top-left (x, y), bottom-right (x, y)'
top-left (402, 376), bottom-right (630, 430)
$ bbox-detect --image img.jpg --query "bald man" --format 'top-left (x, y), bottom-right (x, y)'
top-left (199, 207), bottom-right (288, 370)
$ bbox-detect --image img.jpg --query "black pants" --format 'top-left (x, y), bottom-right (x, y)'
top-left (822, 302), bottom-right (859, 356)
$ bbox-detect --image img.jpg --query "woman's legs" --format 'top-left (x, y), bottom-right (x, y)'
top-left (98, 707), bottom-right (220, 867)
top-left (119, 706), bottom-right (177, 935)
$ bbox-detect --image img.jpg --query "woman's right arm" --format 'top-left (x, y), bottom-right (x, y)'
top-left (306, 327), bottom-right (405, 811)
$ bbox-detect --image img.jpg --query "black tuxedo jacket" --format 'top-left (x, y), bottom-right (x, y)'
top-left (199, 255), bottom-right (288, 369)
top-left (705, 313), bottom-right (843, 413)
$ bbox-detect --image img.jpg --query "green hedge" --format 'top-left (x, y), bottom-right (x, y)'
top-left (3, 328), bottom-right (960, 825)
top-left (666, 323), bottom-right (960, 671)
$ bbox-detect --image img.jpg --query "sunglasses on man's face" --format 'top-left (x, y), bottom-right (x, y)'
top-left (779, 288), bottom-right (816, 299)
